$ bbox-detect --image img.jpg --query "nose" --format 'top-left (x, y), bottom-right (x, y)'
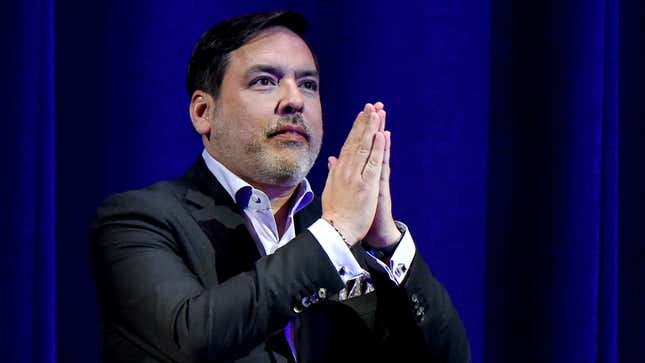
top-left (276, 79), bottom-right (304, 115)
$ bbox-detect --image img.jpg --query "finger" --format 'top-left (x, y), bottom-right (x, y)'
top-left (327, 156), bottom-right (339, 170)
top-left (382, 131), bottom-right (391, 181)
top-left (377, 109), bottom-right (386, 132)
top-left (351, 111), bottom-right (381, 169)
top-left (338, 112), bottom-right (367, 159)
top-left (362, 131), bottom-right (386, 182)
top-left (347, 103), bottom-right (373, 143)
top-left (374, 103), bottom-right (384, 130)
top-left (339, 103), bottom-right (374, 159)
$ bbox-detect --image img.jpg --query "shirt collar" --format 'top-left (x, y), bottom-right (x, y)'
top-left (201, 149), bottom-right (314, 214)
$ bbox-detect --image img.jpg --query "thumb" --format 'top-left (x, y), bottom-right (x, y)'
top-left (327, 156), bottom-right (339, 170)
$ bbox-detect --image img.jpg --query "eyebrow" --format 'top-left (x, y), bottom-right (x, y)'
top-left (245, 64), bottom-right (319, 79)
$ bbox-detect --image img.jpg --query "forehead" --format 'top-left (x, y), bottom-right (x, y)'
top-left (228, 26), bottom-right (317, 72)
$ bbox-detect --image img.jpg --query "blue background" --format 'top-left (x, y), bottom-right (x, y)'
top-left (1, 0), bottom-right (643, 362)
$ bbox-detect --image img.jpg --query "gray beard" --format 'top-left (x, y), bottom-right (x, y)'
top-left (245, 140), bottom-right (318, 187)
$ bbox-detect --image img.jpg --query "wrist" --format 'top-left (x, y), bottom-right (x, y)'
top-left (364, 221), bottom-right (402, 249)
top-left (321, 216), bottom-right (358, 246)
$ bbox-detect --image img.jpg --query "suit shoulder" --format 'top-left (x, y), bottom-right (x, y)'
top-left (94, 179), bottom-right (188, 219)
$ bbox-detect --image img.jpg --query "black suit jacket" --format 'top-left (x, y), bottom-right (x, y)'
top-left (90, 158), bottom-right (470, 363)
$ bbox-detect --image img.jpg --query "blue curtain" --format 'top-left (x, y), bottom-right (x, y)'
top-left (484, 0), bottom-right (620, 361)
top-left (1, 0), bottom-right (643, 362)
top-left (1, 0), bottom-right (56, 361)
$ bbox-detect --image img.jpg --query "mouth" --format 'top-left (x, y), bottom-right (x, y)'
top-left (268, 125), bottom-right (309, 142)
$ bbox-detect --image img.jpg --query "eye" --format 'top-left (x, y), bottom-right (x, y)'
top-left (250, 76), bottom-right (276, 87)
top-left (300, 80), bottom-right (318, 91)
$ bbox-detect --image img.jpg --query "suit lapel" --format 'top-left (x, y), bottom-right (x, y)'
top-left (293, 194), bottom-right (322, 234)
top-left (181, 158), bottom-right (261, 283)
top-left (180, 156), bottom-right (327, 285)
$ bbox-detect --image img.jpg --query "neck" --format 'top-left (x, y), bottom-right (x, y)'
top-left (255, 183), bottom-right (298, 214)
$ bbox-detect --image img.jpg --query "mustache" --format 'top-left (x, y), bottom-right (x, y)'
top-left (265, 114), bottom-right (311, 140)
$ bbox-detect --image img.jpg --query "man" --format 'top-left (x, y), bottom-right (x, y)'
top-left (91, 11), bottom-right (470, 363)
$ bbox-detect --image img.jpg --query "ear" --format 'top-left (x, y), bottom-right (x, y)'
top-left (189, 90), bottom-right (214, 136)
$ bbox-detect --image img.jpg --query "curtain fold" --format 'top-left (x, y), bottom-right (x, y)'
top-left (484, 0), bottom-right (622, 362)
top-left (34, 0), bottom-right (57, 360)
top-left (617, 0), bottom-right (645, 360)
top-left (1, 0), bottom-right (56, 362)
top-left (597, 0), bottom-right (619, 362)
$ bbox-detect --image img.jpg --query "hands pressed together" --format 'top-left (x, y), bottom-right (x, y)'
top-left (321, 102), bottom-right (402, 249)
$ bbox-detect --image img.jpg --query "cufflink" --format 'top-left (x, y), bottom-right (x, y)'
top-left (301, 295), bottom-right (311, 308)
top-left (394, 263), bottom-right (407, 277)
top-left (309, 294), bottom-right (319, 304)
top-left (318, 288), bottom-right (327, 299)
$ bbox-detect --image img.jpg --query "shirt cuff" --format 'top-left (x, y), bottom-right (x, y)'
top-left (308, 219), bottom-right (367, 283)
top-left (367, 221), bottom-right (416, 285)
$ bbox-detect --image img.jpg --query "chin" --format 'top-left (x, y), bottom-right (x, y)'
top-left (273, 162), bottom-right (308, 182)
top-left (256, 160), bottom-right (308, 186)
top-left (255, 148), bottom-right (317, 184)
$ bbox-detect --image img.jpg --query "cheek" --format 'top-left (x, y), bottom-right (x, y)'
top-left (219, 105), bottom-right (266, 137)
top-left (306, 99), bottom-right (323, 123)
top-left (240, 91), bottom-right (277, 112)
top-left (309, 110), bottom-right (323, 136)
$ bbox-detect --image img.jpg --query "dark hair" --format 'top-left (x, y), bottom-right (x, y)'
top-left (186, 11), bottom-right (309, 98)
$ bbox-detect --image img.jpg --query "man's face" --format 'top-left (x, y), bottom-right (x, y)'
top-left (204, 26), bottom-right (323, 188)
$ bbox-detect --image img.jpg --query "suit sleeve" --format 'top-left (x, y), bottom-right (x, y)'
top-left (403, 253), bottom-right (471, 363)
top-left (90, 188), bottom-right (345, 362)
top-left (363, 242), bottom-right (470, 363)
